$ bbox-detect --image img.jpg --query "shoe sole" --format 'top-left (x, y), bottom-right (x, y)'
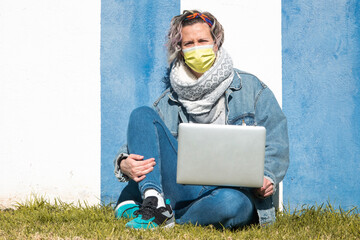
top-left (161, 221), bottom-right (175, 229)
top-left (129, 223), bottom-right (175, 230)
top-left (127, 217), bottom-right (175, 230)
top-left (114, 200), bottom-right (140, 219)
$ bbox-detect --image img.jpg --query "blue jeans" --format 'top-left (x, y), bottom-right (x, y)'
top-left (118, 106), bottom-right (256, 228)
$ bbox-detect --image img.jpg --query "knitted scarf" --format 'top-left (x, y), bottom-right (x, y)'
top-left (170, 48), bottom-right (234, 123)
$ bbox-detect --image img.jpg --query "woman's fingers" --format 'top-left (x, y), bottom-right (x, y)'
top-left (133, 174), bottom-right (146, 182)
top-left (133, 162), bottom-right (154, 176)
top-left (263, 184), bottom-right (274, 197)
top-left (142, 158), bottom-right (156, 166)
top-left (139, 164), bottom-right (155, 174)
top-left (125, 155), bottom-right (155, 181)
top-left (128, 154), bottom-right (144, 160)
top-left (254, 178), bottom-right (274, 198)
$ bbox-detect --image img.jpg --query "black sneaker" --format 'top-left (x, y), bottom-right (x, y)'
top-left (125, 196), bottom-right (175, 229)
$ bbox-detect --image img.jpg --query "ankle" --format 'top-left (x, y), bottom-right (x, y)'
top-left (144, 189), bottom-right (165, 208)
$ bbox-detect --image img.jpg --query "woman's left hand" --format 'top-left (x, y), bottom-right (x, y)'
top-left (253, 178), bottom-right (274, 199)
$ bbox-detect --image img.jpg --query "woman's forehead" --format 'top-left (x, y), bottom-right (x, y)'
top-left (181, 23), bottom-right (212, 40)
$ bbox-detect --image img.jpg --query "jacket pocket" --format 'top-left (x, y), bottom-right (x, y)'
top-left (228, 113), bottom-right (256, 126)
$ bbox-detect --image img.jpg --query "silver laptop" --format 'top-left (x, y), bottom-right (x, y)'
top-left (176, 123), bottom-right (266, 188)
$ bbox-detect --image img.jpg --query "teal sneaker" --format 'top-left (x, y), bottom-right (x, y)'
top-left (114, 200), bottom-right (140, 219)
top-left (125, 197), bottom-right (175, 230)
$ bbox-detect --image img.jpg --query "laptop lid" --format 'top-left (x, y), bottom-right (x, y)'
top-left (176, 123), bottom-right (266, 188)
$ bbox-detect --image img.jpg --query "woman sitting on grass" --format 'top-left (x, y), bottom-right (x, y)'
top-left (113, 10), bottom-right (289, 229)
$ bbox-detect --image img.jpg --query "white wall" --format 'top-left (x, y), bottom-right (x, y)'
top-left (0, 0), bottom-right (101, 207)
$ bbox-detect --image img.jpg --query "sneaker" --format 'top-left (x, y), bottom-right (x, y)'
top-left (125, 196), bottom-right (175, 230)
top-left (114, 200), bottom-right (140, 219)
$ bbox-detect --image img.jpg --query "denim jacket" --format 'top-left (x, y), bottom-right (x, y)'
top-left (114, 69), bottom-right (289, 225)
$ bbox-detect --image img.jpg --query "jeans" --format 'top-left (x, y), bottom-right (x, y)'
top-left (118, 106), bottom-right (256, 228)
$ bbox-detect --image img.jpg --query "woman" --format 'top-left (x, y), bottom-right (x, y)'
top-left (113, 10), bottom-right (289, 229)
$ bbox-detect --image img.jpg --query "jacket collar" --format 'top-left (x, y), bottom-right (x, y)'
top-left (229, 69), bottom-right (242, 91)
top-left (168, 89), bottom-right (179, 103)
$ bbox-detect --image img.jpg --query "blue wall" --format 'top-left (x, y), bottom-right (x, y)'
top-left (101, 0), bottom-right (360, 209)
top-left (282, 0), bottom-right (360, 209)
top-left (101, 0), bottom-right (179, 204)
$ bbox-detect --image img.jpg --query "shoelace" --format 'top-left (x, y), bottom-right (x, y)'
top-left (134, 203), bottom-right (157, 219)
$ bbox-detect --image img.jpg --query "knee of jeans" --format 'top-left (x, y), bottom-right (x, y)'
top-left (212, 189), bottom-right (253, 219)
top-left (129, 106), bottom-right (157, 124)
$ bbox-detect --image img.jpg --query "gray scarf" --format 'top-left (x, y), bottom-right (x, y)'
top-left (170, 48), bottom-right (234, 123)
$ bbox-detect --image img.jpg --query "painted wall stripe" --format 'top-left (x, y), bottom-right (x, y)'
top-left (100, 0), bottom-right (180, 204)
top-left (282, 0), bottom-right (360, 209)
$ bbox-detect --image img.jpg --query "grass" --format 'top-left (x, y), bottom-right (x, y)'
top-left (0, 197), bottom-right (359, 239)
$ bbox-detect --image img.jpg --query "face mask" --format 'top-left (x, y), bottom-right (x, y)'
top-left (182, 45), bottom-right (216, 73)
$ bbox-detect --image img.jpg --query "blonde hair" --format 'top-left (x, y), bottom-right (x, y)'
top-left (167, 10), bottom-right (224, 65)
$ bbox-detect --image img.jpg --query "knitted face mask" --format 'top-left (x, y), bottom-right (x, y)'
top-left (182, 45), bottom-right (216, 73)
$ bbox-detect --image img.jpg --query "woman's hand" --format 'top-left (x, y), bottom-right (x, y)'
top-left (120, 154), bottom-right (156, 182)
top-left (253, 178), bottom-right (274, 199)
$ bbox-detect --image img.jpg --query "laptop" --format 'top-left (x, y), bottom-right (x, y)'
top-left (176, 123), bottom-right (266, 188)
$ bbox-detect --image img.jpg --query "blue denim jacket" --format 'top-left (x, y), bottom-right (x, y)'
top-left (114, 69), bottom-right (289, 225)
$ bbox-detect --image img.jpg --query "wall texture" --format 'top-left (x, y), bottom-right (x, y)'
top-left (1, 0), bottom-right (359, 210)
top-left (282, 0), bottom-right (360, 209)
top-left (101, 0), bottom-right (180, 203)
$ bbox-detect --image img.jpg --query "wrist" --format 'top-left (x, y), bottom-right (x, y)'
top-left (119, 157), bottom-right (127, 171)
top-left (114, 153), bottom-right (130, 182)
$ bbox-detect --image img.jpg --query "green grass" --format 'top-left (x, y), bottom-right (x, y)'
top-left (1, 197), bottom-right (359, 239)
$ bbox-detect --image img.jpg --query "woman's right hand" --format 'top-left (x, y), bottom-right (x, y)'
top-left (120, 154), bottom-right (156, 182)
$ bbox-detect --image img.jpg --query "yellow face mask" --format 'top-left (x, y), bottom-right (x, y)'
top-left (182, 45), bottom-right (216, 73)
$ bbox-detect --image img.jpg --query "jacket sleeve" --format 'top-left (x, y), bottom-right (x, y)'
top-left (255, 87), bottom-right (289, 186)
top-left (113, 143), bottom-right (130, 182)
